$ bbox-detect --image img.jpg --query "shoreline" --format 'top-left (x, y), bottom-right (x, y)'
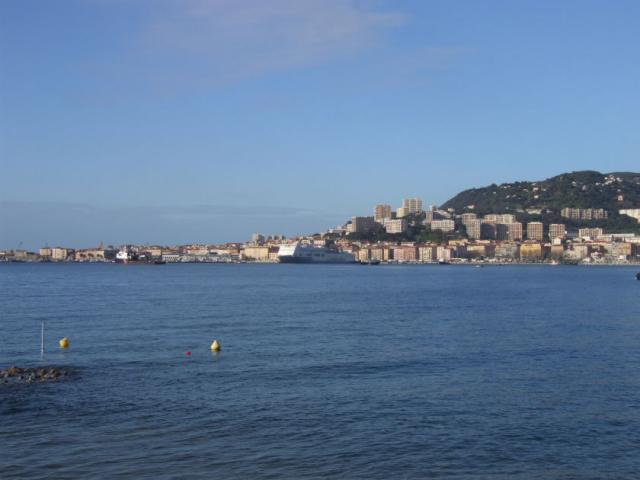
top-left (2, 260), bottom-right (639, 267)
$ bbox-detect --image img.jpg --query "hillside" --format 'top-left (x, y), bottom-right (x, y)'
top-left (440, 171), bottom-right (640, 232)
top-left (441, 171), bottom-right (640, 213)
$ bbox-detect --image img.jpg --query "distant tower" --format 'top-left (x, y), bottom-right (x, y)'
top-left (374, 204), bottom-right (392, 223)
top-left (526, 222), bottom-right (544, 241)
top-left (397, 198), bottom-right (423, 218)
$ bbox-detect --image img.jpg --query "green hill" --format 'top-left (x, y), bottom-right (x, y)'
top-left (440, 171), bottom-right (640, 232)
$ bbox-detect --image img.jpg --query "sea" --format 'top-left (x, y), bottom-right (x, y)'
top-left (1, 263), bottom-right (640, 479)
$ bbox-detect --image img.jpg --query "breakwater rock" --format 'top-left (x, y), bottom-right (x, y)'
top-left (1, 366), bottom-right (73, 385)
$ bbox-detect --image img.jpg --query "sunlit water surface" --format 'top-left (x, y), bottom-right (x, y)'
top-left (1, 263), bottom-right (640, 479)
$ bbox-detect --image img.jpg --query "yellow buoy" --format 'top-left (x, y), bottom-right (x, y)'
top-left (210, 339), bottom-right (221, 352)
top-left (59, 337), bottom-right (69, 349)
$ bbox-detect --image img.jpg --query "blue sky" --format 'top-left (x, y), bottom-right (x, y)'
top-left (1, 0), bottom-right (639, 249)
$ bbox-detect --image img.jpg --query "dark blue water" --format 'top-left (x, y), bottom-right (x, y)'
top-left (1, 263), bottom-right (640, 479)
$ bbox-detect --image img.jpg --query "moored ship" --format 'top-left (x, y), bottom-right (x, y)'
top-left (115, 247), bottom-right (157, 265)
top-left (278, 243), bottom-right (355, 264)
top-left (115, 248), bottom-right (130, 264)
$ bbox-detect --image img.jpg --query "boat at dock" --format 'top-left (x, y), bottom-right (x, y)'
top-left (115, 247), bottom-right (161, 265)
top-left (115, 248), bottom-right (130, 264)
top-left (278, 243), bottom-right (355, 264)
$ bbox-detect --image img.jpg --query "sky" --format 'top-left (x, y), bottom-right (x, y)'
top-left (1, 0), bottom-right (639, 249)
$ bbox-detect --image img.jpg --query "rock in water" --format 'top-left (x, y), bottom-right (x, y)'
top-left (0, 366), bottom-right (73, 385)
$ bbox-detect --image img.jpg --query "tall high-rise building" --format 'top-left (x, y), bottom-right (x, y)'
top-left (509, 223), bottom-right (523, 241)
top-left (549, 224), bottom-right (566, 240)
top-left (481, 220), bottom-right (497, 240)
top-left (527, 222), bottom-right (544, 241)
top-left (497, 222), bottom-right (523, 241)
top-left (401, 198), bottom-right (423, 215)
top-left (374, 204), bottom-right (392, 223)
top-left (460, 213), bottom-right (477, 223)
top-left (461, 213), bottom-right (480, 239)
top-left (464, 219), bottom-right (482, 239)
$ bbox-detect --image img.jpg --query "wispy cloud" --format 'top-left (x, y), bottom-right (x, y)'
top-left (75, 0), bottom-right (465, 98)
top-left (139, 0), bottom-right (404, 81)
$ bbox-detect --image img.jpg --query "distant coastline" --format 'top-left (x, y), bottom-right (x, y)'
top-left (1, 258), bottom-right (638, 267)
top-left (2, 172), bottom-right (639, 266)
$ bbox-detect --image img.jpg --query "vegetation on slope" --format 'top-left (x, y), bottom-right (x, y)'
top-left (440, 171), bottom-right (640, 233)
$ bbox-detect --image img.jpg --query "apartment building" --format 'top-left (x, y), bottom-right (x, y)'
top-left (527, 222), bottom-right (544, 241)
top-left (484, 213), bottom-right (516, 224)
top-left (374, 204), bottom-right (392, 223)
top-left (578, 228), bottom-right (603, 239)
top-left (402, 198), bottom-right (423, 214)
top-left (466, 244), bottom-right (495, 258)
top-left (51, 247), bottom-right (72, 261)
top-left (357, 248), bottom-right (370, 263)
top-left (347, 216), bottom-right (378, 234)
top-left (460, 213), bottom-right (477, 223)
top-left (561, 208), bottom-right (608, 220)
top-left (520, 242), bottom-right (544, 260)
top-left (383, 218), bottom-right (407, 234)
top-left (418, 245), bottom-right (438, 262)
top-left (430, 219), bottom-right (455, 233)
top-left (436, 246), bottom-right (454, 262)
top-left (495, 243), bottom-right (519, 259)
top-left (480, 221), bottom-right (497, 240)
top-left (496, 222), bottom-right (523, 241)
top-left (394, 245), bottom-right (418, 262)
top-left (242, 246), bottom-right (271, 261)
top-left (620, 209), bottom-right (640, 222)
top-left (549, 223), bottom-right (566, 240)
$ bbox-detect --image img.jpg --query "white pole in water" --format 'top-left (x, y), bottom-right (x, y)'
top-left (41, 320), bottom-right (44, 358)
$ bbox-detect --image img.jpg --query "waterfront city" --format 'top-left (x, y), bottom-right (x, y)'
top-left (4, 197), bottom-right (640, 265)
top-left (6, 2), bottom-right (640, 479)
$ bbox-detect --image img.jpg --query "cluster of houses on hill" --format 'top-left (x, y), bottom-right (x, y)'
top-left (2, 201), bottom-right (639, 264)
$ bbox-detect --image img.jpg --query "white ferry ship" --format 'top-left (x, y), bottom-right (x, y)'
top-left (278, 243), bottom-right (355, 264)
top-left (115, 246), bottom-right (162, 264)
top-left (115, 248), bottom-right (130, 264)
